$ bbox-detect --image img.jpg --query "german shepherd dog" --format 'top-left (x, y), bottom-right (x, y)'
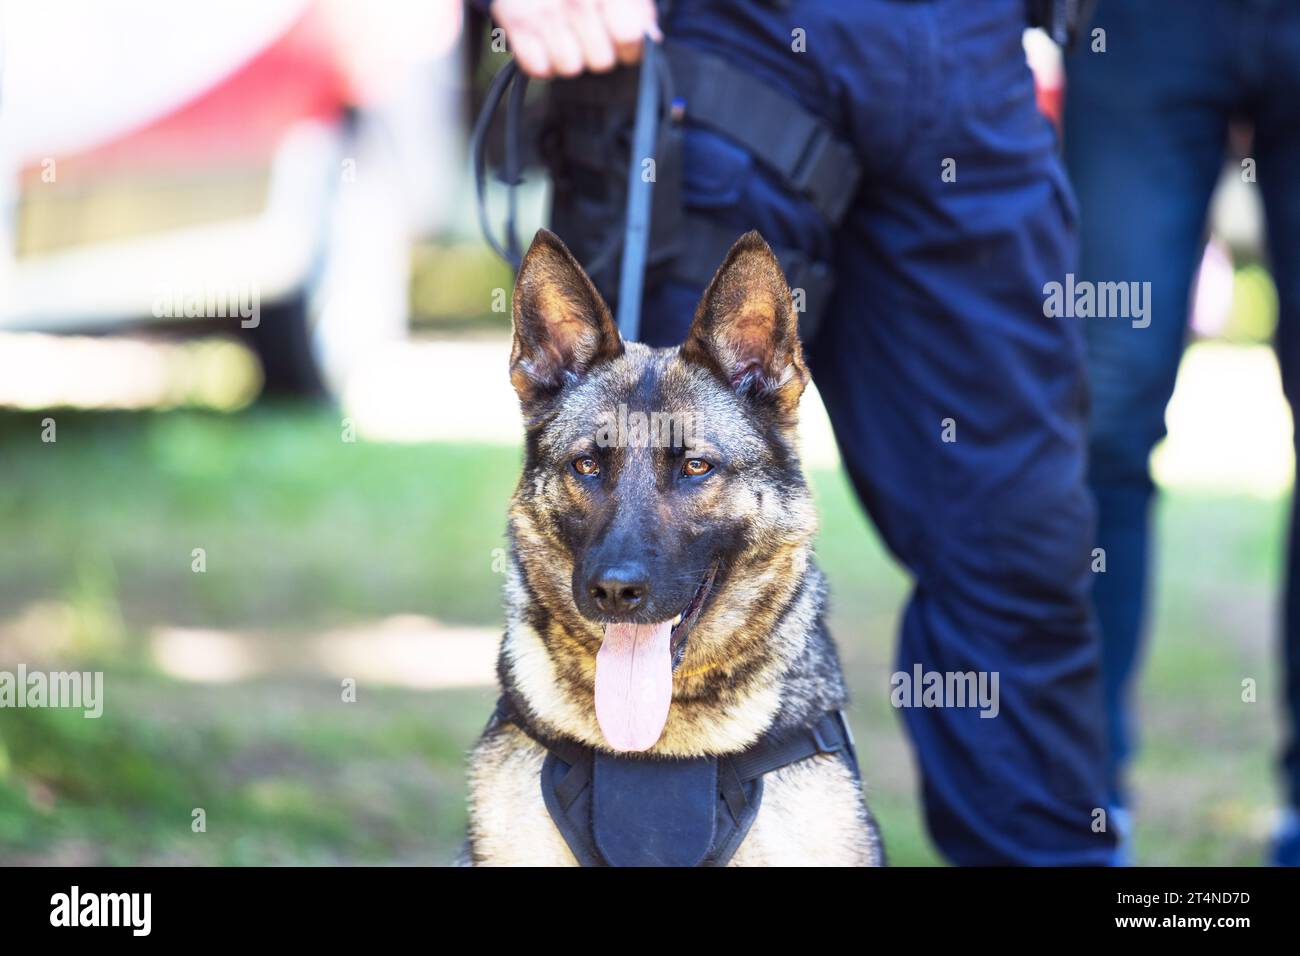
top-left (462, 228), bottom-right (882, 866)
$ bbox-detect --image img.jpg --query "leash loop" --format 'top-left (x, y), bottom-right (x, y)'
top-left (472, 36), bottom-right (671, 342)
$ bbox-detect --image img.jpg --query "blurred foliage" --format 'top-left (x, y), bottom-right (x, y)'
top-left (64, 551), bottom-right (128, 661)
top-left (1222, 263), bottom-right (1279, 344)
top-left (410, 241), bottom-right (515, 333)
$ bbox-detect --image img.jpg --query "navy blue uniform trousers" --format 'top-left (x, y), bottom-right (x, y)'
top-left (639, 0), bottom-right (1116, 864)
top-left (1066, 0), bottom-right (1300, 811)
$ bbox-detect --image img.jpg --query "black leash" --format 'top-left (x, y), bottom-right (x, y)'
top-left (470, 58), bottom-right (525, 269)
top-left (471, 38), bottom-right (670, 343)
top-left (613, 39), bottom-right (663, 341)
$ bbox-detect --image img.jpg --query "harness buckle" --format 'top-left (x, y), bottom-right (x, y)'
top-left (812, 715), bottom-right (845, 756)
top-left (790, 126), bottom-right (831, 191)
top-left (790, 126), bottom-right (859, 224)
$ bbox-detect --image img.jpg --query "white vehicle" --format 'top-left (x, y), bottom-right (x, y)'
top-left (0, 0), bottom-right (462, 395)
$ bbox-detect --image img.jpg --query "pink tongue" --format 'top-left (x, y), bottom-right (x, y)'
top-left (594, 621), bottom-right (674, 752)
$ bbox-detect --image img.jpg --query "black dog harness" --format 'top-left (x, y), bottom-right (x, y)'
top-left (487, 696), bottom-right (861, 867)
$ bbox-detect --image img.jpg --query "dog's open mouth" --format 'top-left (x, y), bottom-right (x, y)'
top-left (593, 563), bottom-right (718, 753)
top-left (669, 564), bottom-right (717, 665)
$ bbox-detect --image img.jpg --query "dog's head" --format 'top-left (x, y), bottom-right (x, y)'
top-left (507, 228), bottom-right (814, 751)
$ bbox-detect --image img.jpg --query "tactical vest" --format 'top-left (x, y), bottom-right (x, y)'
top-left (487, 696), bottom-right (861, 867)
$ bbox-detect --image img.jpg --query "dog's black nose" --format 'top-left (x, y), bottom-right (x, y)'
top-left (588, 564), bottom-right (649, 617)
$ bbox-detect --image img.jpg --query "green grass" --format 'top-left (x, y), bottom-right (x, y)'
top-left (0, 408), bottom-right (521, 631)
top-left (0, 406), bottom-right (1287, 864)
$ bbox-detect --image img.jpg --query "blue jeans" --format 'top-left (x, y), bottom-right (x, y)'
top-left (640, 0), bottom-right (1115, 864)
top-left (1065, 0), bottom-right (1300, 808)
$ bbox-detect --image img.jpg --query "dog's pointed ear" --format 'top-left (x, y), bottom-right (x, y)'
top-left (510, 229), bottom-right (622, 406)
top-left (681, 231), bottom-right (808, 413)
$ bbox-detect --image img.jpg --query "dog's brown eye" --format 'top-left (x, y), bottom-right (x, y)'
top-left (683, 458), bottom-right (712, 477)
top-left (572, 456), bottom-right (600, 477)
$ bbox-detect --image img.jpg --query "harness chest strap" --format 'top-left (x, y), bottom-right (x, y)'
top-left (487, 697), bottom-right (861, 867)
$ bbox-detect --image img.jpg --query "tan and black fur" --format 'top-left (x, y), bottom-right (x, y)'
top-left (462, 229), bottom-right (882, 866)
